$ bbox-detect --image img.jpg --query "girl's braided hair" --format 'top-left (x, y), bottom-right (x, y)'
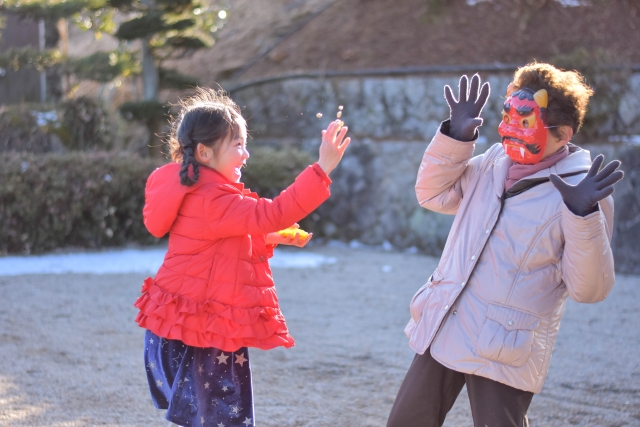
top-left (168, 87), bottom-right (245, 186)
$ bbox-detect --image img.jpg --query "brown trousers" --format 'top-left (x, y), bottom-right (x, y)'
top-left (387, 349), bottom-right (533, 427)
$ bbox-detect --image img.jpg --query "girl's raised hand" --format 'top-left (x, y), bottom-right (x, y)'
top-left (318, 120), bottom-right (351, 176)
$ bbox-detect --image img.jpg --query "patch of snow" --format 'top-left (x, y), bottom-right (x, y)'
top-left (555, 0), bottom-right (587, 6)
top-left (349, 239), bottom-right (366, 249)
top-left (0, 247), bottom-right (336, 276)
top-left (270, 250), bottom-right (337, 269)
top-left (609, 135), bottom-right (640, 146)
top-left (347, 240), bottom-right (383, 250)
top-left (0, 248), bottom-right (166, 276)
top-left (326, 239), bottom-right (349, 249)
top-left (381, 241), bottom-right (394, 251)
top-left (31, 110), bottom-right (59, 127)
top-left (404, 246), bottom-right (419, 254)
top-left (467, 0), bottom-right (586, 6)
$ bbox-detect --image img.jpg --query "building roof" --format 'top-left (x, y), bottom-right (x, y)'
top-left (230, 0), bottom-right (640, 82)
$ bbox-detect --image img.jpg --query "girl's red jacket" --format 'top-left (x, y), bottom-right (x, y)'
top-left (134, 162), bottom-right (331, 351)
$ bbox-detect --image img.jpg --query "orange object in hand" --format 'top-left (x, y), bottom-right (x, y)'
top-left (276, 227), bottom-right (309, 240)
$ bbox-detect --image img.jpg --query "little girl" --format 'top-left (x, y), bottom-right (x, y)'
top-left (134, 88), bottom-right (350, 426)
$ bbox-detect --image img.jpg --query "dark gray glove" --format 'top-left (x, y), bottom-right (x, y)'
top-left (550, 154), bottom-right (624, 217)
top-left (444, 74), bottom-right (491, 141)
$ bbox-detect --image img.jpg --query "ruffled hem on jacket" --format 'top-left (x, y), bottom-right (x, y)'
top-left (134, 278), bottom-right (295, 351)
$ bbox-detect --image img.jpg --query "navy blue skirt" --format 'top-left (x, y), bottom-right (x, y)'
top-left (144, 330), bottom-right (255, 427)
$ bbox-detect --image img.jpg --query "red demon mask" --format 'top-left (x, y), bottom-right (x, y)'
top-left (498, 87), bottom-right (549, 164)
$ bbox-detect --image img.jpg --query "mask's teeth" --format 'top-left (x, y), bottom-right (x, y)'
top-left (520, 147), bottom-right (525, 157)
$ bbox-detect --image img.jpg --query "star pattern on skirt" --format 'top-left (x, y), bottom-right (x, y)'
top-left (146, 333), bottom-right (254, 427)
top-left (188, 393), bottom-right (198, 412)
top-left (235, 352), bottom-right (247, 367)
top-left (173, 350), bottom-right (186, 367)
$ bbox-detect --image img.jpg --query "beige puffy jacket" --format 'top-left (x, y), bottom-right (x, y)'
top-left (405, 128), bottom-right (615, 393)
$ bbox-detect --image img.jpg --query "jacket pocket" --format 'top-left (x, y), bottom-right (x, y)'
top-left (409, 269), bottom-right (443, 322)
top-left (476, 304), bottom-right (540, 368)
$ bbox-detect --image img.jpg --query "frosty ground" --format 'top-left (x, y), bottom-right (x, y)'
top-left (0, 245), bottom-right (638, 426)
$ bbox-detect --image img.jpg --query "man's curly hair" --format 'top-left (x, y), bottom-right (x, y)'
top-left (511, 62), bottom-right (594, 136)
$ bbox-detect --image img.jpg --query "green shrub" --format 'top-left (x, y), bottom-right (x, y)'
top-left (119, 100), bottom-right (171, 124)
top-left (0, 97), bottom-right (113, 152)
top-left (0, 152), bottom-right (163, 255)
top-left (0, 104), bottom-right (59, 153)
top-left (159, 67), bottom-right (199, 90)
top-left (63, 51), bottom-right (140, 83)
top-left (241, 145), bottom-right (315, 198)
top-left (58, 97), bottom-right (113, 151)
top-left (0, 146), bottom-right (315, 254)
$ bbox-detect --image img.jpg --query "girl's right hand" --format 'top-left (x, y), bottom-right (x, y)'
top-left (318, 120), bottom-right (351, 176)
top-left (265, 231), bottom-right (313, 248)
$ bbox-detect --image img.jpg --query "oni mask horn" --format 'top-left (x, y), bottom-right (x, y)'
top-left (533, 89), bottom-right (548, 108)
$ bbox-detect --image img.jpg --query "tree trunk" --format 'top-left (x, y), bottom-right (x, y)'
top-left (139, 0), bottom-right (162, 157)
top-left (141, 38), bottom-right (158, 101)
top-left (141, 37), bottom-right (163, 156)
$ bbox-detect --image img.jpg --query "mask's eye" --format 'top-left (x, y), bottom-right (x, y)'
top-left (502, 113), bottom-right (510, 124)
top-left (521, 113), bottom-right (536, 128)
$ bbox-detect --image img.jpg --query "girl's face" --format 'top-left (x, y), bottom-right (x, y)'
top-left (197, 118), bottom-right (249, 183)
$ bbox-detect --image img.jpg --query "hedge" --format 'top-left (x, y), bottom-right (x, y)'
top-left (0, 146), bottom-right (314, 255)
top-left (0, 152), bottom-right (163, 255)
top-left (241, 146), bottom-right (315, 199)
top-left (0, 97), bottom-right (113, 153)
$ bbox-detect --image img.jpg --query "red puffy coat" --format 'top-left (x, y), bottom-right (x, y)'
top-left (134, 162), bottom-right (331, 351)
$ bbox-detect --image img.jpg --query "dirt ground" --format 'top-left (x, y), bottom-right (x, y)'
top-left (0, 245), bottom-right (639, 426)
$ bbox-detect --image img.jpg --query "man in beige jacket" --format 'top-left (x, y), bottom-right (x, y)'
top-left (387, 63), bottom-right (624, 427)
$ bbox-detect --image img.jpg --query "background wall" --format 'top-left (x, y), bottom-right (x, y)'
top-left (0, 15), bottom-right (41, 104)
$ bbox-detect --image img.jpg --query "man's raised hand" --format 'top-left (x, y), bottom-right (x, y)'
top-left (444, 74), bottom-right (490, 142)
top-left (550, 154), bottom-right (624, 216)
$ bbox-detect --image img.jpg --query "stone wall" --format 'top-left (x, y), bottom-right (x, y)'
top-left (587, 144), bottom-right (640, 274)
top-left (231, 72), bottom-right (640, 272)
